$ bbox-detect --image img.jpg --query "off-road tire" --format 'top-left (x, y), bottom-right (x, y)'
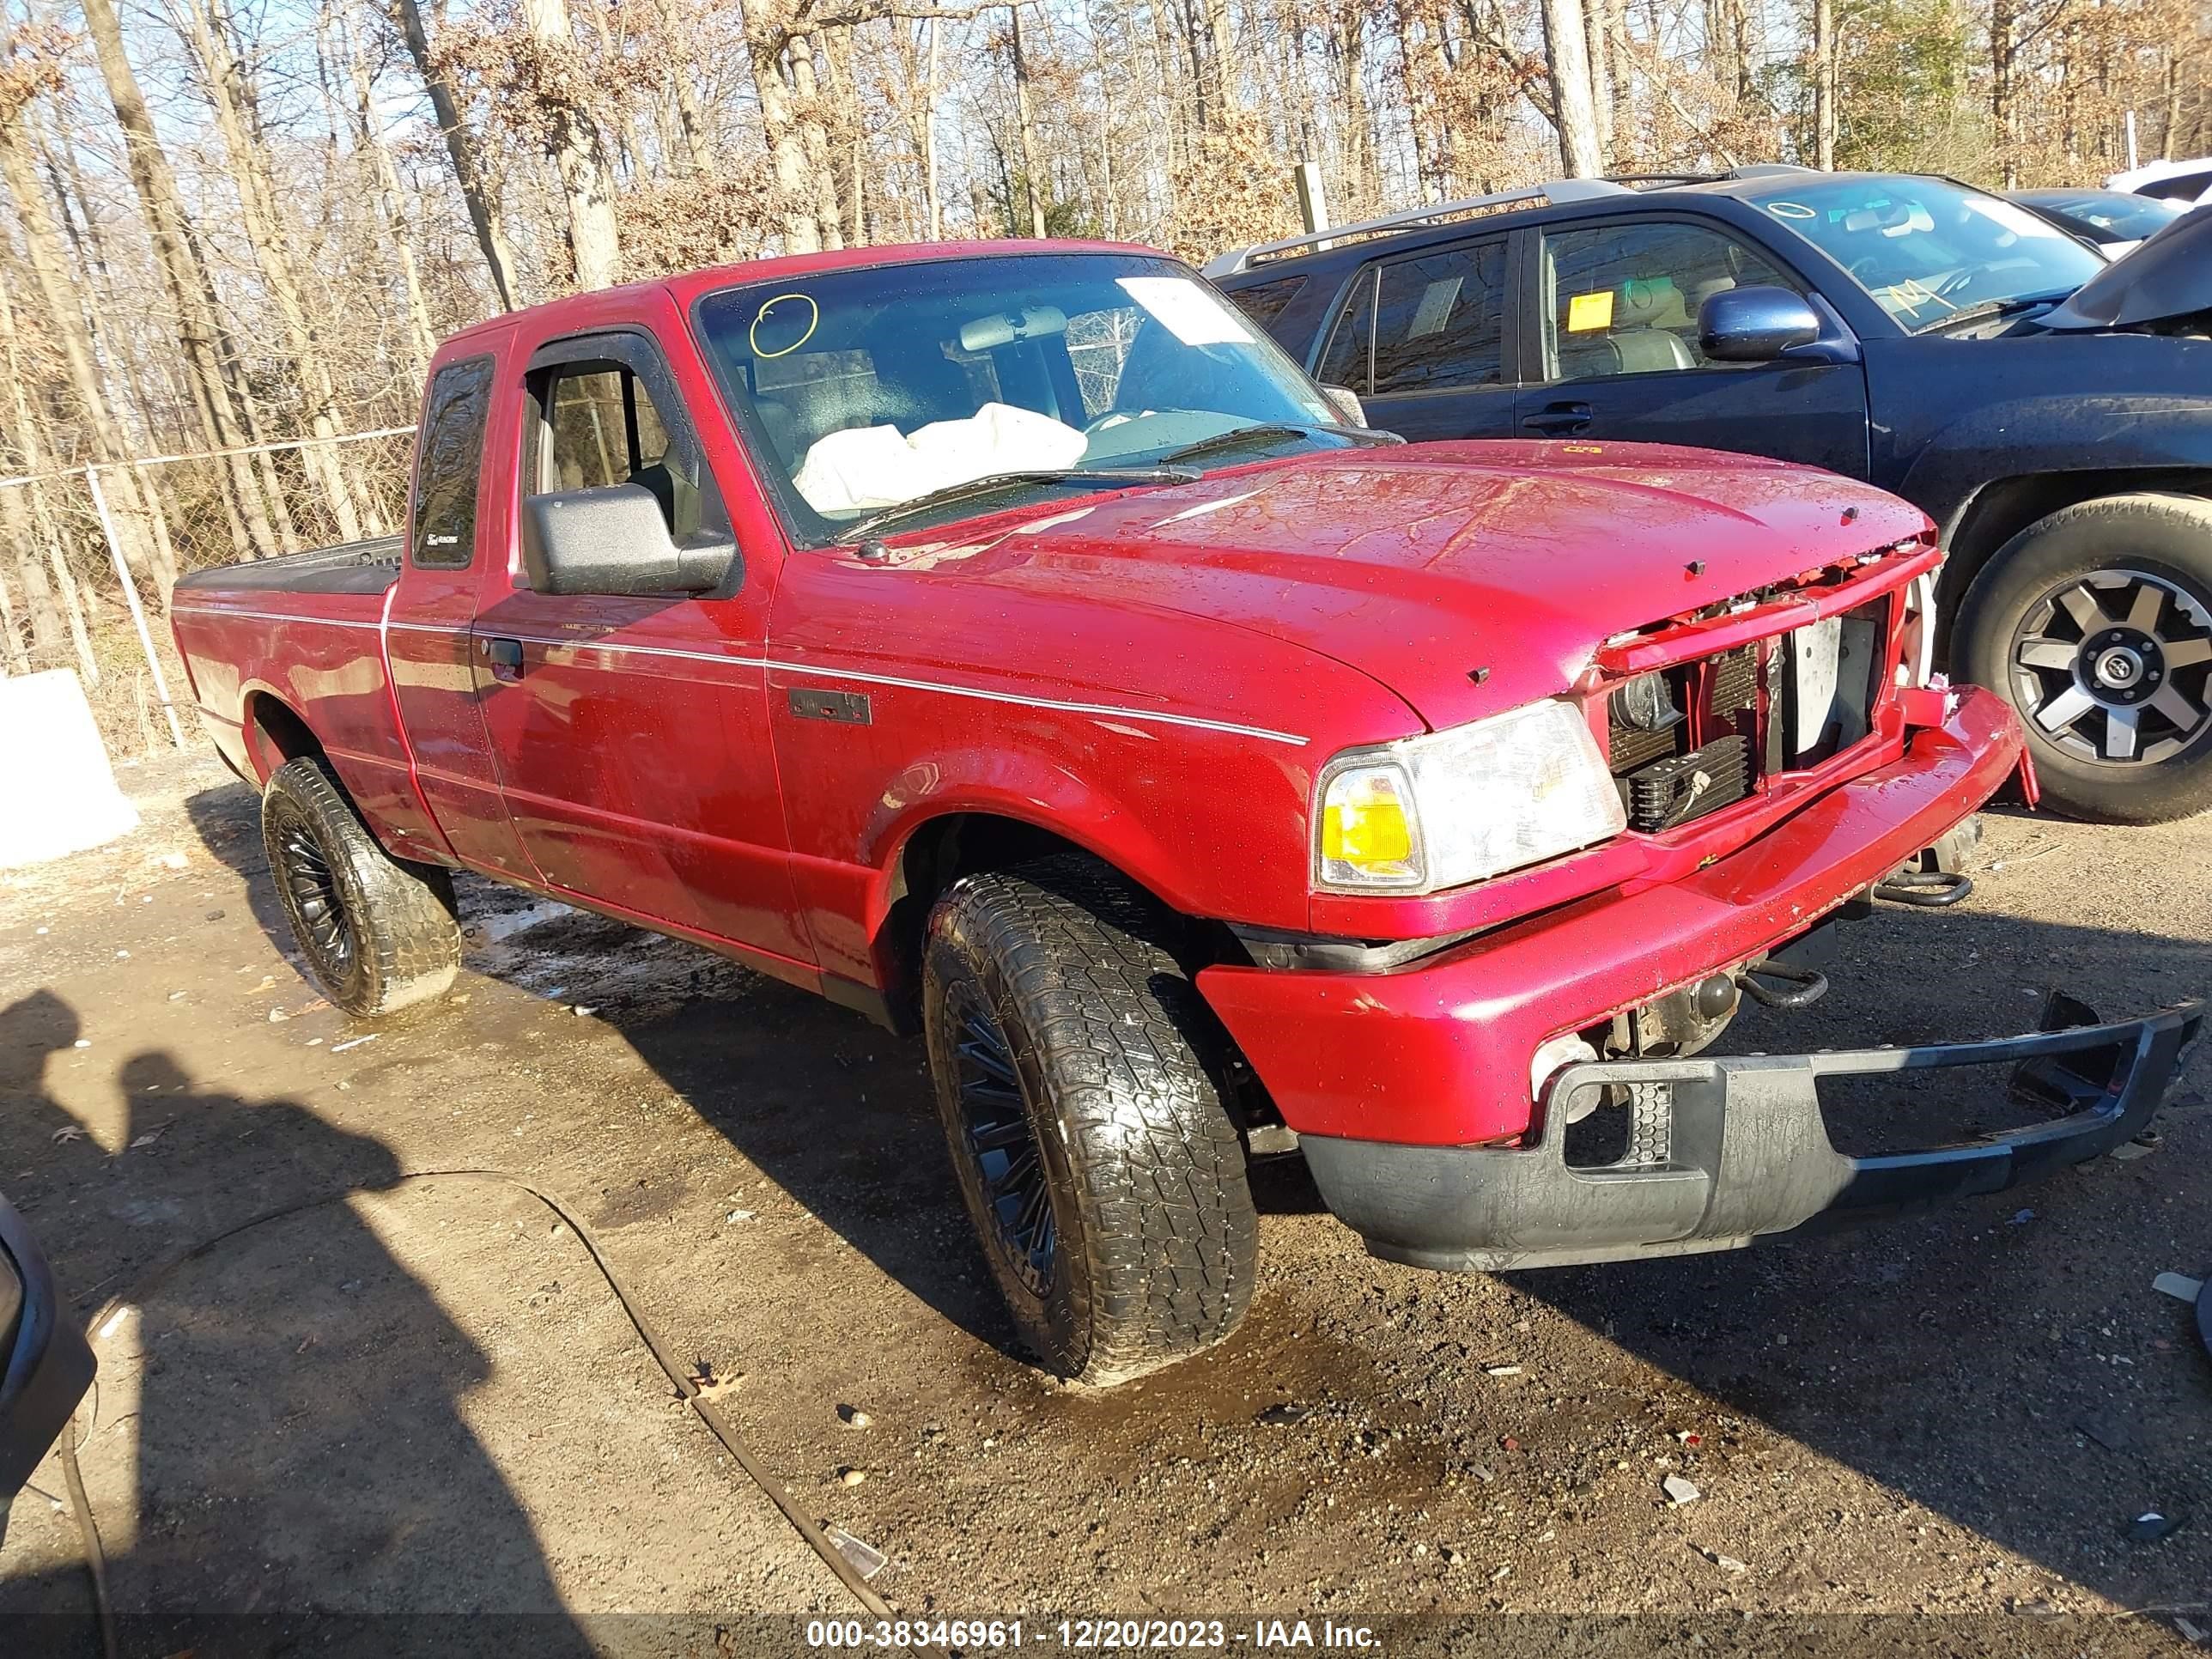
top-left (1956, 492), bottom-right (2212, 823)
top-left (260, 757), bottom-right (461, 1018)
top-left (922, 857), bottom-right (1257, 1386)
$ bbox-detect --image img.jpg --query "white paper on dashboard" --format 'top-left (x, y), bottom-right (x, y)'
top-left (1115, 276), bottom-right (1255, 347)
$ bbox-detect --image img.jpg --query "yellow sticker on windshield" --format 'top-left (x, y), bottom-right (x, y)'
top-left (1566, 290), bottom-right (1614, 332)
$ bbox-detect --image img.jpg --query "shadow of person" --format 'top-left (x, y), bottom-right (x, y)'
top-left (0, 1026), bottom-right (598, 1658)
top-left (0, 989), bottom-right (85, 1164)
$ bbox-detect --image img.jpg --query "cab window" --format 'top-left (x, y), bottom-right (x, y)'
top-left (1315, 270), bottom-right (1376, 392)
top-left (1370, 239), bottom-right (1508, 393)
top-left (1541, 222), bottom-right (1799, 382)
top-left (544, 366), bottom-right (673, 492)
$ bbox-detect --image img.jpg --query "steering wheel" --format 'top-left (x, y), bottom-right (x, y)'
top-left (1929, 266), bottom-right (1979, 302)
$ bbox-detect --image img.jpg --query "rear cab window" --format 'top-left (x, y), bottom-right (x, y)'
top-left (410, 356), bottom-right (495, 568)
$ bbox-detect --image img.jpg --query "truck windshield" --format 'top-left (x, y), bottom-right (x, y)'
top-left (1744, 175), bottom-right (2106, 331)
top-left (694, 252), bottom-right (1347, 545)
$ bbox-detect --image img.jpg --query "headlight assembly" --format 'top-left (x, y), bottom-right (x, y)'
top-left (1314, 698), bottom-right (1627, 894)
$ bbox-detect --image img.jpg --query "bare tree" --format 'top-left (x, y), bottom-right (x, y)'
top-left (519, 0), bottom-right (623, 287)
top-left (389, 0), bottom-right (526, 307)
top-left (1540, 0), bottom-right (1604, 174)
top-left (76, 0), bottom-right (279, 559)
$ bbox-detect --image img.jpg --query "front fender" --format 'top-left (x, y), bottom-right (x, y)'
top-left (860, 745), bottom-right (1200, 919)
top-left (1905, 392), bottom-right (2212, 544)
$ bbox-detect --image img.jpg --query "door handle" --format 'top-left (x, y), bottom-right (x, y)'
top-left (1522, 401), bottom-right (1595, 436)
top-left (478, 635), bottom-right (525, 683)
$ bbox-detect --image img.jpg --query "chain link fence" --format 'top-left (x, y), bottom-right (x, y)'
top-left (0, 427), bottom-right (416, 757)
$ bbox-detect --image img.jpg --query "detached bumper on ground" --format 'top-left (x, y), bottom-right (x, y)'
top-left (1199, 684), bottom-right (2204, 1269)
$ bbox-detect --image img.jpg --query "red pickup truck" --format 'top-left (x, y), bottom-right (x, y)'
top-left (172, 241), bottom-right (2200, 1385)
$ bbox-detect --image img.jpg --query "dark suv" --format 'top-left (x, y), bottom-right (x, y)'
top-left (1209, 168), bottom-right (2212, 822)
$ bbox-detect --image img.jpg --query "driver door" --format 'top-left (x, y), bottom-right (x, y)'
top-left (471, 325), bottom-right (813, 975)
top-left (1521, 217), bottom-right (1872, 477)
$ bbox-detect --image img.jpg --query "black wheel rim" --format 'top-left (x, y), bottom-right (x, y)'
top-left (272, 805), bottom-right (355, 982)
top-left (2009, 568), bottom-right (2212, 765)
top-left (949, 994), bottom-right (1055, 1298)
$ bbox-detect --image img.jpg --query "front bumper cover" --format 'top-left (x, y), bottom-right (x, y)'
top-left (1300, 1000), bottom-right (2203, 1272)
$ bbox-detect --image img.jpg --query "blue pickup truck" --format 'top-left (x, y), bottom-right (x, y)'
top-left (1210, 169), bottom-right (2212, 823)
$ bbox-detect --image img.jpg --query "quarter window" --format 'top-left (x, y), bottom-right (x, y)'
top-left (1542, 222), bottom-right (1799, 382)
top-left (410, 356), bottom-right (493, 569)
top-left (1221, 273), bottom-right (1310, 331)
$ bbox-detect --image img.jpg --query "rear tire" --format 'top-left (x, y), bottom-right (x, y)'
top-left (922, 857), bottom-right (1257, 1386)
top-left (261, 757), bottom-right (461, 1018)
top-left (1955, 492), bottom-right (2212, 823)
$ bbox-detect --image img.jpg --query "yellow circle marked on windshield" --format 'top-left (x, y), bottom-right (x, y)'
top-left (750, 292), bottom-right (819, 360)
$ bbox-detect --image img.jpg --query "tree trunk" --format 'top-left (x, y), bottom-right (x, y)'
top-left (180, 0), bottom-right (366, 543)
top-left (749, 22), bottom-right (826, 253)
top-left (520, 0), bottom-right (623, 289)
top-left (341, 22), bottom-right (439, 382)
top-left (0, 567), bottom-right (25, 675)
top-left (1812, 0), bottom-right (1836, 168)
top-left (391, 0), bottom-right (525, 308)
top-left (784, 35), bottom-right (848, 250)
top-left (0, 276), bottom-right (98, 681)
top-left (77, 0), bottom-right (278, 566)
top-left (1, 492), bottom-right (63, 663)
top-left (1540, 0), bottom-right (1604, 176)
top-left (924, 13), bottom-right (943, 237)
top-left (663, 0), bottom-right (718, 173)
top-left (1583, 0), bottom-right (1613, 168)
top-left (1012, 4), bottom-right (1049, 236)
top-left (0, 104), bottom-right (178, 592)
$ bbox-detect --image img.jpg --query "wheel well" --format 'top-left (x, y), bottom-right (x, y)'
top-left (244, 693), bottom-right (325, 782)
top-left (878, 813), bottom-right (1191, 1030)
top-left (1942, 471), bottom-right (2212, 653)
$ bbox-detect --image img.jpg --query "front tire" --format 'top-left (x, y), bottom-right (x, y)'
top-left (1955, 492), bottom-right (2212, 823)
top-left (922, 857), bottom-right (1257, 1386)
top-left (261, 757), bottom-right (461, 1018)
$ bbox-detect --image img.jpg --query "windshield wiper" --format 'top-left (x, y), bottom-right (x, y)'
top-left (1909, 291), bottom-right (2075, 335)
top-left (845, 466), bottom-right (1200, 543)
top-left (1158, 421), bottom-right (1402, 465)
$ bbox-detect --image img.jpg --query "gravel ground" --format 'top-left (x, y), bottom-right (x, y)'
top-left (0, 752), bottom-right (2206, 1656)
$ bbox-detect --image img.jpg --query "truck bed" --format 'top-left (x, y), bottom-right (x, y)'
top-left (172, 535), bottom-right (404, 599)
top-left (170, 537), bottom-right (429, 846)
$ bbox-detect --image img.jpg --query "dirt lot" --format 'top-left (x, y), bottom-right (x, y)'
top-left (1, 752), bottom-right (2208, 1656)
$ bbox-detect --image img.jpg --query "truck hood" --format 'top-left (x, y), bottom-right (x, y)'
top-left (2038, 203), bottom-right (2212, 331)
top-left (914, 441), bottom-right (1929, 731)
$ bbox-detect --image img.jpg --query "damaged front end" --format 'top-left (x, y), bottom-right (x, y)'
top-left (1303, 996), bottom-right (2203, 1273)
top-left (2037, 204), bottom-right (2212, 337)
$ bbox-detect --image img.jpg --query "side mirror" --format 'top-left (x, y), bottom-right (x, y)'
top-left (1698, 285), bottom-right (1824, 362)
top-left (519, 482), bottom-right (738, 598)
top-left (1320, 384), bottom-right (1368, 428)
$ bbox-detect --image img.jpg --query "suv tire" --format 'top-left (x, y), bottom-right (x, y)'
top-left (921, 856), bottom-right (1257, 1385)
top-left (1956, 492), bottom-right (2212, 823)
top-left (261, 757), bottom-right (462, 1018)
